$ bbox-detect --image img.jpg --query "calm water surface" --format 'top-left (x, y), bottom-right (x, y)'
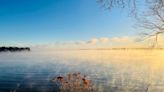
top-left (0, 50), bottom-right (164, 92)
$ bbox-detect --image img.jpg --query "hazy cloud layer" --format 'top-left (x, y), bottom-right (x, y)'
top-left (20, 35), bottom-right (164, 50)
top-left (87, 38), bottom-right (99, 45)
top-left (74, 36), bottom-right (134, 45)
top-left (32, 36), bottom-right (139, 50)
top-left (100, 38), bottom-right (109, 43)
top-left (111, 37), bottom-right (132, 43)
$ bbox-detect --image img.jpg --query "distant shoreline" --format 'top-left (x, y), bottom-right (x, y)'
top-left (0, 47), bottom-right (30, 52)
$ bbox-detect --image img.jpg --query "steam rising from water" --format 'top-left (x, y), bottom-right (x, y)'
top-left (0, 50), bottom-right (164, 92)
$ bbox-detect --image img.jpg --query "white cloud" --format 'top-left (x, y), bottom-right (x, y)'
top-left (31, 36), bottom-right (145, 50)
top-left (100, 37), bottom-right (109, 43)
top-left (62, 41), bottom-right (75, 45)
top-left (111, 37), bottom-right (132, 43)
top-left (87, 38), bottom-right (98, 45)
top-left (75, 41), bottom-right (86, 45)
top-left (31, 35), bottom-right (164, 50)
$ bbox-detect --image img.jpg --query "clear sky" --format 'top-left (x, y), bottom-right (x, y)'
top-left (0, 0), bottom-right (138, 47)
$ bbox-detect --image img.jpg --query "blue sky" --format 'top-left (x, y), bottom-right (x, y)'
top-left (0, 0), bottom-right (136, 47)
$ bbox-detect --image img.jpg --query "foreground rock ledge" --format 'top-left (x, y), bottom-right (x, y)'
top-left (0, 47), bottom-right (30, 52)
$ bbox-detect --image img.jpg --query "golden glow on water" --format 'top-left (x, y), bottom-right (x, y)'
top-left (43, 50), bottom-right (164, 91)
top-left (1, 50), bottom-right (164, 91)
top-left (44, 50), bottom-right (164, 76)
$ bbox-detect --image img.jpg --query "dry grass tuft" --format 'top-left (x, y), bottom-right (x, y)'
top-left (52, 72), bottom-right (93, 92)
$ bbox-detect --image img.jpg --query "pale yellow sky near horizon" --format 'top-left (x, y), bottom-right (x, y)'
top-left (1, 36), bottom-right (164, 49)
top-left (29, 36), bottom-right (164, 50)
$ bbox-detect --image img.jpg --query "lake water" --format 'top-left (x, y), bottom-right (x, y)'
top-left (0, 50), bottom-right (164, 92)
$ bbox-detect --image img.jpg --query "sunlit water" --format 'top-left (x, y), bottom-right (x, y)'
top-left (0, 50), bottom-right (164, 92)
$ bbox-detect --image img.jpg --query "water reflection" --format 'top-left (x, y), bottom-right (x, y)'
top-left (0, 50), bottom-right (164, 92)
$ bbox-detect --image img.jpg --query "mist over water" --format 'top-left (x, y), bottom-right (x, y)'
top-left (0, 50), bottom-right (164, 92)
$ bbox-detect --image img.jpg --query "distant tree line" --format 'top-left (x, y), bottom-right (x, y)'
top-left (0, 47), bottom-right (30, 52)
